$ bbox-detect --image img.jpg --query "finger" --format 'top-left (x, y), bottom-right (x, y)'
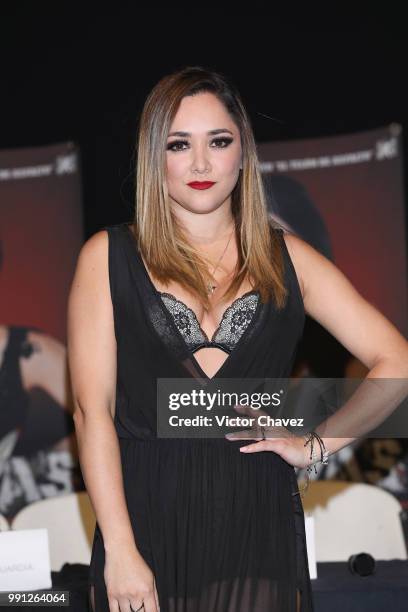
top-left (108, 597), bottom-right (120, 612)
top-left (118, 596), bottom-right (133, 611)
top-left (154, 578), bottom-right (160, 611)
top-left (225, 428), bottom-right (251, 440)
top-left (143, 592), bottom-right (158, 612)
top-left (240, 439), bottom-right (284, 453)
top-left (239, 440), bottom-right (269, 453)
top-left (128, 599), bottom-right (145, 612)
top-left (225, 428), bottom-right (262, 441)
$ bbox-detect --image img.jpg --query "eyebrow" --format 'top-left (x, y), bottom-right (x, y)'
top-left (167, 128), bottom-right (234, 137)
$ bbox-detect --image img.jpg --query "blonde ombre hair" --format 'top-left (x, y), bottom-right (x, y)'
top-left (132, 65), bottom-right (288, 311)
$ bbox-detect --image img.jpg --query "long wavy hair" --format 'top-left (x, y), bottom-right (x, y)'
top-left (131, 65), bottom-right (288, 311)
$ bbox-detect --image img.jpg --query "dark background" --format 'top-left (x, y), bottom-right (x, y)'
top-left (1, 4), bottom-right (407, 238)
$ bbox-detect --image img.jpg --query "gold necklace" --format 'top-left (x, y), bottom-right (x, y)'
top-left (206, 225), bottom-right (235, 295)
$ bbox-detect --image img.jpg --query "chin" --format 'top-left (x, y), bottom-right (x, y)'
top-left (172, 196), bottom-right (217, 210)
top-left (189, 204), bottom-right (221, 214)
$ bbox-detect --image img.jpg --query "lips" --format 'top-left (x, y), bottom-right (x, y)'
top-left (187, 181), bottom-right (216, 190)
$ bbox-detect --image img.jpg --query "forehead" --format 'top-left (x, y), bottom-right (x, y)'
top-left (170, 92), bottom-right (236, 131)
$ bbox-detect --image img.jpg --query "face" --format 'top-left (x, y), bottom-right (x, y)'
top-left (165, 92), bottom-right (242, 215)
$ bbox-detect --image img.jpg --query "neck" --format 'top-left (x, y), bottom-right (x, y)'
top-left (185, 219), bottom-right (235, 247)
top-left (170, 200), bottom-right (235, 246)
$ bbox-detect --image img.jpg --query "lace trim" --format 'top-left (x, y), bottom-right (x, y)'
top-left (159, 291), bottom-right (260, 354)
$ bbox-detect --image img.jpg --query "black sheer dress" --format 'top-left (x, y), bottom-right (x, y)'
top-left (88, 222), bottom-right (314, 611)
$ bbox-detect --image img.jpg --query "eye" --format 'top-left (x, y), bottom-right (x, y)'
top-left (166, 140), bottom-right (188, 152)
top-left (211, 137), bottom-right (234, 148)
top-left (166, 137), bottom-right (234, 152)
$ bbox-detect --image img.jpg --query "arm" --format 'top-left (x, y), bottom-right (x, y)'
top-left (234, 233), bottom-right (408, 468)
top-left (284, 232), bottom-right (408, 457)
top-left (67, 230), bottom-right (138, 554)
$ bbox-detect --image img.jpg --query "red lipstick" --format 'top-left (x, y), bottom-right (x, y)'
top-left (187, 181), bottom-right (216, 190)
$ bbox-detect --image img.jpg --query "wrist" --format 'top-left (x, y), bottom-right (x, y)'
top-left (302, 435), bottom-right (318, 470)
top-left (303, 431), bottom-right (329, 471)
top-left (102, 527), bottom-right (137, 554)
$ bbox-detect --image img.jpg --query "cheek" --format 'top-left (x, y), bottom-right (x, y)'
top-left (220, 161), bottom-right (240, 181)
top-left (166, 156), bottom-right (185, 181)
top-left (218, 150), bottom-right (241, 174)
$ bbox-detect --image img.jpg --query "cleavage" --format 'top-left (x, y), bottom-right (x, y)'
top-left (155, 289), bottom-right (254, 378)
top-left (140, 254), bottom-right (256, 378)
top-left (159, 289), bottom-right (259, 379)
top-left (158, 283), bottom-right (254, 341)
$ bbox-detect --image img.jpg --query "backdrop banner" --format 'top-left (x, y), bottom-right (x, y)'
top-left (258, 124), bottom-right (408, 512)
top-left (0, 141), bottom-right (83, 522)
top-left (0, 128), bottom-right (407, 528)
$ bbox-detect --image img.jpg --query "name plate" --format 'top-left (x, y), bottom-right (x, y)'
top-left (0, 529), bottom-right (52, 592)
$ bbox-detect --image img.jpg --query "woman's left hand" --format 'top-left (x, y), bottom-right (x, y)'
top-left (224, 404), bottom-right (312, 469)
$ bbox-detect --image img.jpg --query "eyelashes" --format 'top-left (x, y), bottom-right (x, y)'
top-left (166, 137), bottom-right (234, 153)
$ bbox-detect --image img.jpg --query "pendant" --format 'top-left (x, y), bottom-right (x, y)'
top-left (207, 284), bottom-right (217, 295)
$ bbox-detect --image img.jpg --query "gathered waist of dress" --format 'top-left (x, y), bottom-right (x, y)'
top-left (116, 433), bottom-right (287, 456)
top-left (117, 436), bottom-right (297, 496)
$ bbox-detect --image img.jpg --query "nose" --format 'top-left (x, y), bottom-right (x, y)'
top-left (191, 143), bottom-right (210, 174)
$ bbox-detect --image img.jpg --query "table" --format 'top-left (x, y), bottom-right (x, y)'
top-left (312, 560), bottom-right (408, 611)
top-left (3, 560), bottom-right (408, 611)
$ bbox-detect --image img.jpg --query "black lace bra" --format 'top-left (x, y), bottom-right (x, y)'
top-left (158, 290), bottom-right (260, 354)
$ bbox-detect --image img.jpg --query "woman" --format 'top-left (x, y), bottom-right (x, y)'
top-left (67, 66), bottom-right (408, 612)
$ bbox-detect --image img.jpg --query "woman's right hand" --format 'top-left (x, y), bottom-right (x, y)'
top-left (104, 545), bottom-right (160, 612)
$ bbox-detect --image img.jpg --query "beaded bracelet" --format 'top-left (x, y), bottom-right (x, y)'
top-left (297, 431), bottom-right (329, 497)
top-left (305, 431), bottom-right (329, 468)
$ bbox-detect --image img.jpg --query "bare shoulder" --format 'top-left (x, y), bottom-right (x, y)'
top-left (280, 230), bottom-right (343, 299)
top-left (280, 231), bottom-right (307, 301)
top-left (280, 229), bottom-right (355, 310)
top-left (76, 229), bottom-right (109, 270)
top-left (67, 228), bottom-right (113, 328)
top-left (68, 230), bottom-right (110, 298)
top-left (67, 228), bottom-right (113, 330)
top-left (67, 228), bottom-right (117, 419)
